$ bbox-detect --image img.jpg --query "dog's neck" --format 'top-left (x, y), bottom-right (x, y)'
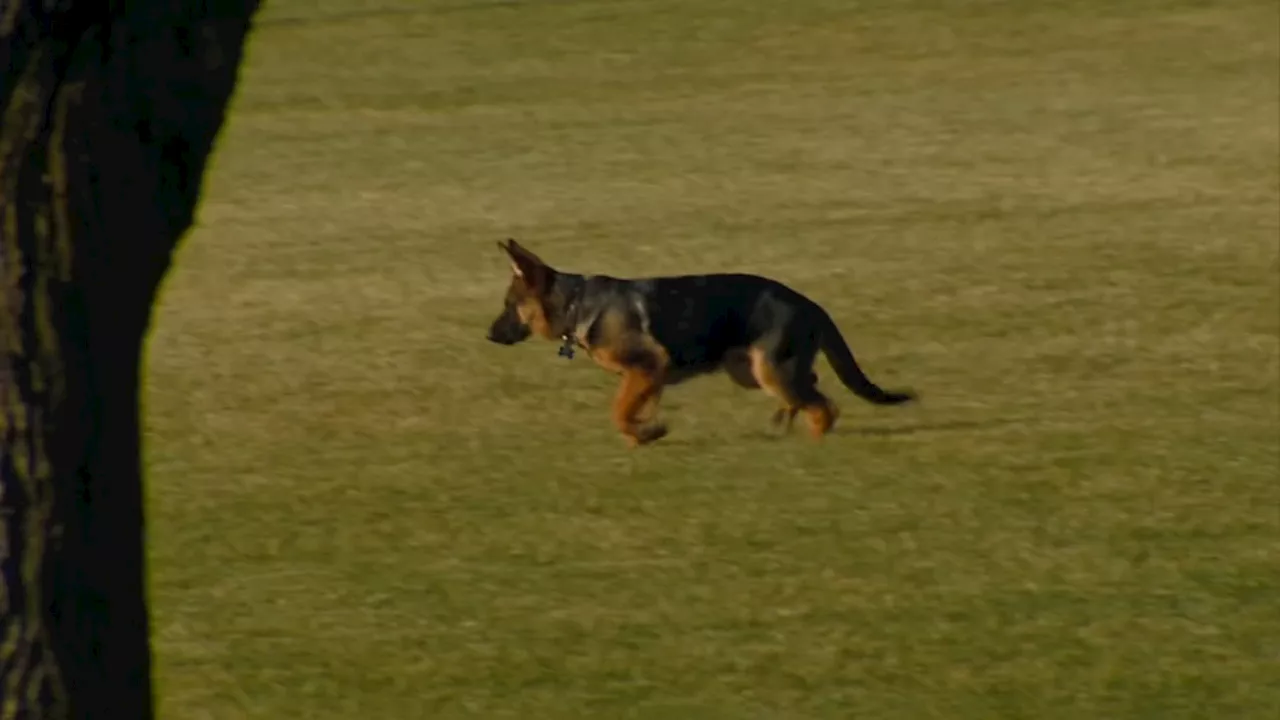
top-left (548, 272), bottom-right (587, 340)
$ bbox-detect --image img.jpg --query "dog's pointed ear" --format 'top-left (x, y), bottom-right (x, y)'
top-left (500, 238), bottom-right (552, 287)
top-left (497, 239), bottom-right (524, 277)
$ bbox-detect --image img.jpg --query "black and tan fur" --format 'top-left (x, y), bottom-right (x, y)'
top-left (486, 239), bottom-right (916, 447)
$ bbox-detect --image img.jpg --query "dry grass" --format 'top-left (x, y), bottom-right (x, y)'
top-left (144, 1), bottom-right (1279, 717)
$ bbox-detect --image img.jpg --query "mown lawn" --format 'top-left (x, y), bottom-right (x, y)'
top-left (145, 1), bottom-right (1279, 717)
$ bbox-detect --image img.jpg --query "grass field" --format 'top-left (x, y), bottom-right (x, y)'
top-left (142, 1), bottom-right (1280, 717)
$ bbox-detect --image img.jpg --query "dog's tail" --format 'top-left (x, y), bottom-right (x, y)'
top-left (817, 310), bottom-right (916, 406)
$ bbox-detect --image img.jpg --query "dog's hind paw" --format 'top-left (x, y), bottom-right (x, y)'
top-left (771, 408), bottom-right (799, 433)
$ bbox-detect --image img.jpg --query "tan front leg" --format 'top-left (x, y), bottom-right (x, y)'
top-left (611, 370), bottom-right (668, 447)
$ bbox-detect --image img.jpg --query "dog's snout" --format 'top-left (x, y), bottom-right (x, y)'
top-left (486, 303), bottom-right (532, 346)
top-left (485, 326), bottom-right (517, 345)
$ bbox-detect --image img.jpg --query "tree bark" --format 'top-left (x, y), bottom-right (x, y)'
top-left (1, 2), bottom-right (261, 718)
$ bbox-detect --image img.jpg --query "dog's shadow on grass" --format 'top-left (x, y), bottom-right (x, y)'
top-left (744, 417), bottom-right (1025, 442)
top-left (846, 418), bottom-right (1025, 437)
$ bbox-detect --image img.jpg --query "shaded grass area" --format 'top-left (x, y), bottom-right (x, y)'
top-left (145, 1), bottom-right (1279, 717)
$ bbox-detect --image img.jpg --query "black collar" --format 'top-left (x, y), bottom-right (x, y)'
top-left (555, 274), bottom-right (587, 359)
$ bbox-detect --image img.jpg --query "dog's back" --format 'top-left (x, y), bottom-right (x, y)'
top-left (629, 272), bottom-right (813, 374)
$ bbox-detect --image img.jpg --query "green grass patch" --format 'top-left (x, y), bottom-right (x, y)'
top-left (145, 1), bottom-right (1279, 717)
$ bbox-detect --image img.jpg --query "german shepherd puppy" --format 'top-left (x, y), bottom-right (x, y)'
top-left (486, 239), bottom-right (916, 447)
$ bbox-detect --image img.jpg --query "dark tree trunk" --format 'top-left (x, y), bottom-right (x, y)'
top-left (1, 2), bottom-right (261, 717)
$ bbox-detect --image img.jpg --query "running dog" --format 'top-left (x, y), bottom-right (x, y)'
top-left (485, 239), bottom-right (916, 447)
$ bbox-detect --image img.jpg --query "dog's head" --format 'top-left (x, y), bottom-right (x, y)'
top-left (486, 238), bottom-right (558, 345)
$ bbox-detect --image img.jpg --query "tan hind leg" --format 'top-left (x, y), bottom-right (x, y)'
top-left (749, 348), bottom-right (836, 439)
top-left (801, 394), bottom-right (839, 438)
top-left (725, 348), bottom-right (795, 431)
top-left (723, 348), bottom-right (760, 389)
top-left (748, 347), bottom-right (798, 428)
top-left (771, 406), bottom-right (800, 431)
top-left (767, 369), bottom-right (822, 432)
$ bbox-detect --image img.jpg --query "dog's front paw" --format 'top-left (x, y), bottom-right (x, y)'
top-left (626, 422), bottom-right (669, 447)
